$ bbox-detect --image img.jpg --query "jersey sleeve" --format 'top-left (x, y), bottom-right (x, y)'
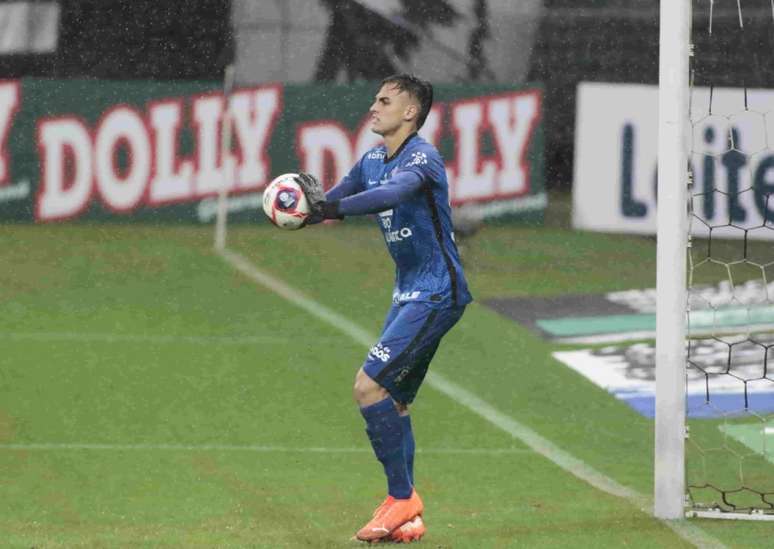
top-left (325, 155), bottom-right (365, 202)
top-left (394, 146), bottom-right (445, 188)
top-left (336, 170), bottom-right (423, 216)
top-left (333, 144), bottom-right (442, 217)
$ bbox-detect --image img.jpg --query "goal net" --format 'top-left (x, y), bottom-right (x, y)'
top-left (656, 0), bottom-right (774, 520)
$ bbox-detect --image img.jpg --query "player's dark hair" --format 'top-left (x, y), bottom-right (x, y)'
top-left (380, 74), bottom-right (434, 130)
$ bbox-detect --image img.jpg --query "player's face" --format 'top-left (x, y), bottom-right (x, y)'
top-left (369, 84), bottom-right (417, 136)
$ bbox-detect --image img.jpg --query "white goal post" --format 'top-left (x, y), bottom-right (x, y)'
top-left (654, 0), bottom-right (690, 520)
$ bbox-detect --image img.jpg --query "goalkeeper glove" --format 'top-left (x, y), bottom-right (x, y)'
top-left (294, 172), bottom-right (342, 225)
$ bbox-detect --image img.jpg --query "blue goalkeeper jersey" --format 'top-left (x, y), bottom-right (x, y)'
top-left (326, 133), bottom-right (472, 308)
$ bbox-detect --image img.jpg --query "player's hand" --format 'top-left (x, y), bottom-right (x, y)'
top-left (295, 172), bottom-right (341, 226)
top-left (295, 172), bottom-right (325, 207)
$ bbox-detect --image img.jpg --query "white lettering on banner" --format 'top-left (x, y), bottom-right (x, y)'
top-left (149, 100), bottom-right (193, 204)
top-left (230, 86), bottom-right (280, 190)
top-left (297, 121), bottom-right (353, 188)
top-left (447, 91), bottom-right (541, 204)
top-left (37, 117), bottom-right (93, 221)
top-left (417, 106), bottom-right (443, 148)
top-left (448, 100), bottom-right (497, 201)
top-left (192, 94), bottom-right (225, 196)
top-left (28, 85), bottom-right (540, 221)
top-left (0, 81), bottom-right (19, 185)
top-left (302, 95), bottom-right (539, 202)
top-left (573, 82), bottom-right (774, 240)
top-left (33, 84), bottom-right (282, 221)
top-left (95, 106), bottom-right (150, 212)
top-left (489, 93), bottom-right (539, 196)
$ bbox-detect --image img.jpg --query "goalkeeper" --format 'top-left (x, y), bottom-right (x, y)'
top-left (295, 74), bottom-right (472, 543)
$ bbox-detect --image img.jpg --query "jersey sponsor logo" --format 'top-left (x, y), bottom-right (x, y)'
top-left (393, 290), bottom-right (421, 303)
top-left (368, 343), bottom-right (391, 363)
top-left (385, 227), bottom-right (413, 243)
top-left (406, 151), bottom-right (427, 167)
top-left (367, 150), bottom-right (386, 160)
top-left (379, 209), bottom-right (393, 230)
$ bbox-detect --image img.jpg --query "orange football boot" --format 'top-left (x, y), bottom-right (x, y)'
top-left (389, 515), bottom-right (426, 543)
top-left (372, 495), bottom-right (391, 518)
top-left (355, 489), bottom-right (424, 542)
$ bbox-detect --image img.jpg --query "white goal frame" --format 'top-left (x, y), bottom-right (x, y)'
top-left (654, 0), bottom-right (690, 520)
top-left (654, 1), bottom-right (774, 522)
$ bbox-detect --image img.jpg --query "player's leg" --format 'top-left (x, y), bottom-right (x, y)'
top-left (397, 403), bottom-right (414, 485)
top-left (353, 372), bottom-right (423, 542)
top-left (354, 303), bottom-right (466, 542)
top-left (352, 304), bottom-right (423, 541)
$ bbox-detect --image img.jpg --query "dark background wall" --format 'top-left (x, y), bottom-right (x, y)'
top-left (528, 0), bottom-right (774, 189)
top-left (0, 0), bottom-right (233, 80)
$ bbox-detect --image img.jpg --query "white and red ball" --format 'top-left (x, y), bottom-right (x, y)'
top-left (262, 173), bottom-right (310, 230)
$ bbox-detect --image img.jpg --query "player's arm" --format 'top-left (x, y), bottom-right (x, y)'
top-left (329, 148), bottom-right (441, 217)
top-left (325, 172), bottom-right (361, 202)
top-left (319, 155), bottom-right (365, 202)
top-left (335, 171), bottom-right (423, 216)
top-left (293, 157), bottom-right (364, 224)
top-left (298, 170), bottom-right (424, 224)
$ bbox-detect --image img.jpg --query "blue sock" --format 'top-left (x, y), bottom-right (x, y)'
top-left (401, 415), bottom-right (415, 486)
top-left (360, 398), bottom-right (412, 499)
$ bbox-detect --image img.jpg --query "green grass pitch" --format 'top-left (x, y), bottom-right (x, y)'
top-left (0, 221), bottom-right (772, 547)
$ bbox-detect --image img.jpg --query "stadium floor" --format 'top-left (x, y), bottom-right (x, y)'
top-left (1, 223), bottom-right (771, 547)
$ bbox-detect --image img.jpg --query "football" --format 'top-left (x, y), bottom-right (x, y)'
top-left (262, 173), bottom-right (310, 230)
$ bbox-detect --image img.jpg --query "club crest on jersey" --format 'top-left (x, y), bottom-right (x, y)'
top-left (406, 151), bottom-right (427, 167)
top-left (275, 188), bottom-right (298, 211)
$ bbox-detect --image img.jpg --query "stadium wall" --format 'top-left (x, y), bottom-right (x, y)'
top-left (0, 79), bottom-right (544, 224)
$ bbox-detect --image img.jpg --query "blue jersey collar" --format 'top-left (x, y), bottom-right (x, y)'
top-left (384, 132), bottom-right (419, 164)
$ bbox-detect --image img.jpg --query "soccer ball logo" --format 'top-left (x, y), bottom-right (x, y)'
top-left (262, 173), bottom-right (310, 230)
top-left (276, 189), bottom-right (298, 211)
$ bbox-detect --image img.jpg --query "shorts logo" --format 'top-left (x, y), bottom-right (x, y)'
top-left (394, 367), bottom-right (411, 384)
top-left (368, 343), bottom-right (391, 363)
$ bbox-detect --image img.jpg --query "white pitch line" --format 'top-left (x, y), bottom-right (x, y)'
top-left (0, 331), bottom-right (276, 345)
top-left (218, 248), bottom-right (724, 549)
top-left (0, 442), bottom-right (528, 455)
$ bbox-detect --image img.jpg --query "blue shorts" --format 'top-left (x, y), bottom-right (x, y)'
top-left (363, 302), bottom-right (466, 405)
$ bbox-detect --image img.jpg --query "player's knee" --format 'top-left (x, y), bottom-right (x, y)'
top-left (353, 368), bottom-right (387, 406)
